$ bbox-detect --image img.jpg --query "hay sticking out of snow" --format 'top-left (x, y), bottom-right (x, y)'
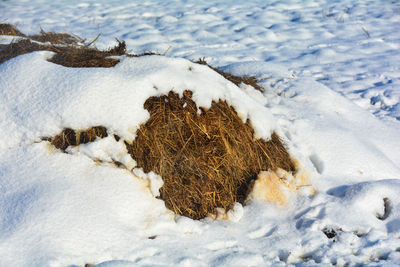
top-left (0, 23), bottom-right (83, 44)
top-left (3, 24), bottom-right (296, 220)
top-left (29, 28), bottom-right (83, 45)
top-left (0, 38), bottom-right (126, 67)
top-left (126, 90), bottom-right (295, 219)
top-left (0, 23), bottom-right (25, 36)
top-left (0, 24), bottom-right (133, 67)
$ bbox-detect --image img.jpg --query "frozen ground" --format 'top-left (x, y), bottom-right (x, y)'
top-left (1, 0), bottom-right (400, 266)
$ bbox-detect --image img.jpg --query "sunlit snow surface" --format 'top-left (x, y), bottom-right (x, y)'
top-left (1, 0), bottom-right (400, 266)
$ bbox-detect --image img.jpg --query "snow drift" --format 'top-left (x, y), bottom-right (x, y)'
top-left (1, 0), bottom-right (400, 264)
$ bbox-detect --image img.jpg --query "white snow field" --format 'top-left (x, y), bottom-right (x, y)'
top-left (1, 0), bottom-right (400, 266)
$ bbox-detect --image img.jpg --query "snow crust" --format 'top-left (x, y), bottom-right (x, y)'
top-left (1, 0), bottom-right (400, 266)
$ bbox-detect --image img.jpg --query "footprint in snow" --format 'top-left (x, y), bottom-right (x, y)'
top-left (309, 153), bottom-right (324, 174)
top-left (247, 225), bottom-right (277, 239)
top-left (206, 240), bottom-right (237, 250)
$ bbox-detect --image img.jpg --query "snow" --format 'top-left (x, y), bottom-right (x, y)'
top-left (1, 0), bottom-right (400, 266)
top-left (0, 52), bottom-right (275, 150)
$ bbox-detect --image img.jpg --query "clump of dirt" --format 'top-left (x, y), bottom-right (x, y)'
top-left (51, 126), bottom-right (108, 151)
top-left (195, 58), bottom-right (264, 92)
top-left (126, 90), bottom-right (294, 219)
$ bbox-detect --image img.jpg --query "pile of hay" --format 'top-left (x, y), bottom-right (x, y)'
top-left (126, 91), bottom-right (295, 219)
top-left (2, 24), bottom-right (298, 220)
top-left (48, 91), bottom-right (296, 220)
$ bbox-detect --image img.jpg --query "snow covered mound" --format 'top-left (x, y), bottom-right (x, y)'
top-left (0, 52), bottom-right (276, 150)
top-left (1, 0), bottom-right (400, 266)
top-left (0, 47), bottom-right (400, 266)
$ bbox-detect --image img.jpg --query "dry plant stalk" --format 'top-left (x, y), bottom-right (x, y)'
top-left (126, 91), bottom-right (294, 219)
top-left (51, 126), bottom-right (108, 150)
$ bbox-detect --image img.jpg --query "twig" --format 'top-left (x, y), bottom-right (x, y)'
top-left (86, 33), bottom-right (101, 46)
top-left (70, 32), bottom-right (85, 43)
top-left (162, 45), bottom-right (172, 56)
top-left (39, 25), bottom-right (46, 34)
top-left (362, 27), bottom-right (370, 38)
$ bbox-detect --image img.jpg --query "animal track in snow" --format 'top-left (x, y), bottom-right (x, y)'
top-left (206, 240), bottom-right (237, 250)
top-left (309, 153), bottom-right (324, 174)
top-left (247, 225), bottom-right (277, 239)
top-left (377, 197), bottom-right (391, 221)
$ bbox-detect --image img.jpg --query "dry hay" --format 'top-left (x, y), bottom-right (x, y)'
top-left (46, 92), bottom-right (298, 220)
top-left (0, 38), bottom-right (127, 67)
top-left (50, 40), bottom-right (126, 68)
top-left (0, 23), bottom-right (82, 44)
top-left (3, 24), bottom-right (298, 219)
top-left (0, 39), bottom-right (46, 64)
top-left (247, 168), bottom-right (314, 206)
top-left (0, 23), bottom-right (25, 36)
top-left (125, 90), bottom-right (295, 219)
top-left (51, 126), bottom-right (108, 151)
top-left (29, 27), bottom-right (83, 45)
top-left (195, 58), bottom-right (264, 92)
top-left (0, 24), bottom-right (161, 67)
top-left (0, 24), bottom-right (127, 67)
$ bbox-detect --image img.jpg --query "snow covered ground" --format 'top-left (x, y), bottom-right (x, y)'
top-left (1, 0), bottom-right (400, 266)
